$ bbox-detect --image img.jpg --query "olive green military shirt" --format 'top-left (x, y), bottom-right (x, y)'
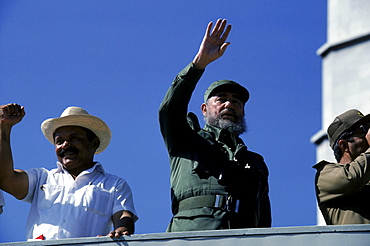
top-left (159, 63), bottom-right (271, 232)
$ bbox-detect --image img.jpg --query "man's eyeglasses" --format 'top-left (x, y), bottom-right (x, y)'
top-left (345, 122), bottom-right (370, 138)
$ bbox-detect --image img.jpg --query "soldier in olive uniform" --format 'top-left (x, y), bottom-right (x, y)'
top-left (159, 19), bottom-right (271, 232)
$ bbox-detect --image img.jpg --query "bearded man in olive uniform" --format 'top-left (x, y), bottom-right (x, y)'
top-left (159, 19), bottom-right (271, 232)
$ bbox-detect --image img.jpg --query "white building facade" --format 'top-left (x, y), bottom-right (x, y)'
top-left (311, 0), bottom-right (370, 225)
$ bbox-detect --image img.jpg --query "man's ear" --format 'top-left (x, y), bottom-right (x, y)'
top-left (92, 138), bottom-right (100, 151)
top-left (338, 139), bottom-right (349, 153)
top-left (201, 103), bottom-right (207, 117)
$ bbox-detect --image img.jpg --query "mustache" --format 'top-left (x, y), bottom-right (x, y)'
top-left (220, 108), bottom-right (237, 118)
top-left (59, 147), bottom-right (79, 157)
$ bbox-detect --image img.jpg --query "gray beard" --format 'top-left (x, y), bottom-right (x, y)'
top-left (205, 116), bottom-right (247, 136)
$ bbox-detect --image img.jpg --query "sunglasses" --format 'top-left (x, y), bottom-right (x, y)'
top-left (346, 122), bottom-right (370, 138)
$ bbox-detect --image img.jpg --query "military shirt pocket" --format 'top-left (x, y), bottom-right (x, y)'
top-left (84, 185), bottom-right (112, 216)
top-left (38, 184), bottom-right (63, 209)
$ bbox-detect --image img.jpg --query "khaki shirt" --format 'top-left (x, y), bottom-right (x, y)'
top-left (313, 148), bottom-right (370, 225)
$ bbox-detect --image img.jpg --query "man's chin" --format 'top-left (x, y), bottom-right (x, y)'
top-left (222, 119), bottom-right (235, 123)
top-left (216, 120), bottom-right (235, 129)
top-left (60, 158), bottom-right (76, 167)
top-left (219, 118), bottom-right (238, 125)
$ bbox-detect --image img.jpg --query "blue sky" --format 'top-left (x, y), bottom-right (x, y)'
top-left (0, 1), bottom-right (327, 243)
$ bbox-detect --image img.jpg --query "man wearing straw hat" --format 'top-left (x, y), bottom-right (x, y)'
top-left (0, 103), bottom-right (137, 240)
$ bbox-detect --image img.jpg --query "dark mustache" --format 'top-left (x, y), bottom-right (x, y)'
top-left (59, 147), bottom-right (79, 157)
top-left (220, 108), bottom-right (236, 116)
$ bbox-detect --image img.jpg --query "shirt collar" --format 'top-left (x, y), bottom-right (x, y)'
top-left (55, 161), bottom-right (106, 176)
top-left (204, 124), bottom-right (234, 139)
top-left (204, 124), bottom-right (223, 140)
top-left (204, 123), bottom-right (242, 147)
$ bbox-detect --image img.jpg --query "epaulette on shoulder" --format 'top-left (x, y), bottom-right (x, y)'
top-left (187, 112), bottom-right (201, 132)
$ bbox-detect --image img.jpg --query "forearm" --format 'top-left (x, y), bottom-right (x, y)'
top-left (257, 185), bottom-right (272, 227)
top-left (114, 217), bottom-right (135, 233)
top-left (109, 210), bottom-right (136, 237)
top-left (317, 149), bottom-right (370, 202)
top-left (0, 126), bottom-right (15, 186)
top-left (159, 63), bottom-right (204, 148)
top-left (192, 55), bottom-right (209, 70)
top-left (0, 125), bottom-right (28, 199)
top-left (159, 63), bottom-right (204, 116)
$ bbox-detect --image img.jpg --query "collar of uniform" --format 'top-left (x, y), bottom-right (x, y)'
top-left (312, 160), bottom-right (331, 169)
top-left (55, 161), bottom-right (106, 176)
top-left (204, 124), bottom-right (238, 146)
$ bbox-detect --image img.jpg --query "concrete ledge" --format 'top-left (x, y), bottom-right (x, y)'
top-left (310, 129), bottom-right (327, 145)
top-left (2, 225), bottom-right (370, 246)
top-left (317, 32), bottom-right (370, 57)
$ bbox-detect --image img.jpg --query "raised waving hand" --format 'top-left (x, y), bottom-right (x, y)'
top-left (192, 19), bottom-right (232, 70)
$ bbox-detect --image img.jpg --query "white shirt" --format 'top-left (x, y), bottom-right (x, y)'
top-left (22, 162), bottom-right (137, 240)
top-left (0, 190), bottom-right (4, 214)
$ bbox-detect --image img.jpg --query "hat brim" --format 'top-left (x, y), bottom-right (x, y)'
top-left (206, 84), bottom-right (250, 103)
top-left (330, 113), bottom-right (370, 148)
top-left (41, 115), bottom-right (111, 154)
top-left (346, 114), bottom-right (370, 132)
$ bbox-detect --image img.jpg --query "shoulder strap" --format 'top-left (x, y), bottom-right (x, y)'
top-left (187, 112), bottom-right (201, 132)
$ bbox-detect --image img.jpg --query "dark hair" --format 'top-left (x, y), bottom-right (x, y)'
top-left (333, 144), bottom-right (342, 162)
top-left (333, 135), bottom-right (353, 162)
top-left (53, 126), bottom-right (98, 142)
top-left (80, 127), bottom-right (98, 142)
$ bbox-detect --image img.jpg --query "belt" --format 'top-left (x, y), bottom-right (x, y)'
top-left (178, 195), bottom-right (240, 213)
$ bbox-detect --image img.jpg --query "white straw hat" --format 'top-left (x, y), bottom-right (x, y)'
top-left (41, 106), bottom-right (111, 154)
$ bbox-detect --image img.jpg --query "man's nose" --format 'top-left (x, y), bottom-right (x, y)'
top-left (61, 140), bottom-right (71, 148)
top-left (223, 100), bottom-right (233, 108)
